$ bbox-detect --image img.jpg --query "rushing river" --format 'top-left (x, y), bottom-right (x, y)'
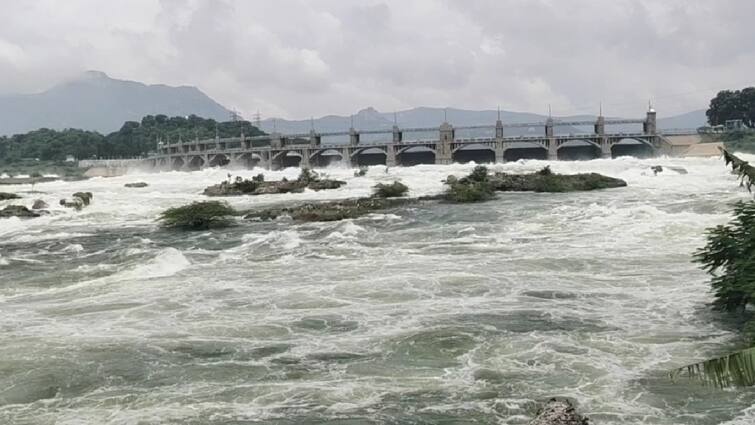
top-left (1, 156), bottom-right (755, 424)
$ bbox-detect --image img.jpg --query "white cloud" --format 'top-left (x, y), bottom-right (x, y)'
top-left (1, 0), bottom-right (754, 118)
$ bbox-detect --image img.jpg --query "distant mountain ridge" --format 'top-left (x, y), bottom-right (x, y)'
top-left (259, 106), bottom-right (707, 137)
top-left (0, 71), bottom-right (707, 137)
top-left (0, 71), bottom-right (231, 136)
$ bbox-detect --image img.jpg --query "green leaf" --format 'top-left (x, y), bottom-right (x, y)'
top-left (671, 346), bottom-right (755, 388)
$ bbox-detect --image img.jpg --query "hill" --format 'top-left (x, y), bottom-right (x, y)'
top-left (259, 106), bottom-right (707, 138)
top-left (0, 71), bottom-right (231, 136)
top-left (657, 109), bottom-right (707, 130)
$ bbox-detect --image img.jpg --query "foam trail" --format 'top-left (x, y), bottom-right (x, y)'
top-left (0, 156), bottom-right (753, 424)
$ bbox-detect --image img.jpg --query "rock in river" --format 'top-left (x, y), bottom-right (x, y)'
top-left (0, 205), bottom-right (40, 218)
top-left (32, 199), bottom-right (49, 210)
top-left (529, 398), bottom-right (590, 425)
top-left (245, 196), bottom-right (419, 222)
top-left (490, 166), bottom-right (626, 193)
top-left (72, 192), bottom-right (93, 205)
top-left (0, 192), bottom-right (21, 201)
top-left (204, 175), bottom-right (345, 197)
top-left (60, 192), bottom-right (93, 210)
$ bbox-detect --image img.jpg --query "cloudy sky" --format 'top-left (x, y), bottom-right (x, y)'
top-left (1, 0), bottom-right (753, 119)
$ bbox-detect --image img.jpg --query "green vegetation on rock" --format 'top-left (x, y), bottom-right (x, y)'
top-left (159, 201), bottom-right (237, 230)
top-left (245, 197), bottom-right (419, 222)
top-left (204, 170), bottom-right (345, 197)
top-left (444, 165), bottom-right (496, 203)
top-left (491, 165), bottom-right (627, 192)
top-left (443, 165), bottom-right (625, 203)
top-left (373, 181), bottom-right (409, 198)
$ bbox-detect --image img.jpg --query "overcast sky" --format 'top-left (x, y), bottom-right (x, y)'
top-left (1, 0), bottom-right (753, 119)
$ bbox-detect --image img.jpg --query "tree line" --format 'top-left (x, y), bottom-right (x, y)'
top-left (707, 87), bottom-right (755, 127)
top-left (0, 115), bottom-right (265, 164)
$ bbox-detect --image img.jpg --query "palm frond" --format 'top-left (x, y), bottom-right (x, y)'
top-left (721, 148), bottom-right (755, 192)
top-left (670, 346), bottom-right (755, 388)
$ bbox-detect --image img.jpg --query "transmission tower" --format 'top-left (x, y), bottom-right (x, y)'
top-left (252, 110), bottom-right (262, 128)
top-left (230, 109), bottom-right (244, 122)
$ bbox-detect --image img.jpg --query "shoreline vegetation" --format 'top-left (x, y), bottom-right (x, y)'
top-left (670, 149), bottom-right (755, 388)
top-left (0, 115), bottom-right (267, 183)
top-left (0, 115), bottom-right (264, 166)
top-left (0, 160), bottom-right (88, 184)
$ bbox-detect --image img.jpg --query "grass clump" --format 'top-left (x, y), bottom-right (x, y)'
top-left (373, 181), bottom-right (409, 198)
top-left (444, 165), bottom-right (496, 203)
top-left (297, 168), bottom-right (320, 184)
top-left (446, 181), bottom-right (496, 203)
top-left (159, 201), bottom-right (236, 230)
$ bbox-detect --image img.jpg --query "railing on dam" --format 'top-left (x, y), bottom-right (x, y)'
top-left (78, 158), bottom-right (147, 168)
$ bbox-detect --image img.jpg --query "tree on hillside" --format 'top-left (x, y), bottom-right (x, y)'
top-left (0, 114), bottom-right (266, 163)
top-left (707, 88), bottom-right (755, 127)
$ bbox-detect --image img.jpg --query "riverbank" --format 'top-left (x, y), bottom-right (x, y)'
top-left (0, 160), bottom-right (88, 180)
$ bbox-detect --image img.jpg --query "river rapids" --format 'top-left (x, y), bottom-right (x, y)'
top-left (1, 156), bottom-right (755, 424)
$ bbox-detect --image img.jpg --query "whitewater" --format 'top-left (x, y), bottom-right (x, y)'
top-left (1, 156), bottom-right (755, 424)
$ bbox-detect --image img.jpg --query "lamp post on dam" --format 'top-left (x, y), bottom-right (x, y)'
top-left (147, 106), bottom-right (668, 171)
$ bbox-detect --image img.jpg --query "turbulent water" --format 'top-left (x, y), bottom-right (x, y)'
top-left (2, 156), bottom-right (755, 424)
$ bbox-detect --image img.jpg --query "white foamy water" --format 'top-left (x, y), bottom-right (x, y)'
top-left (1, 156), bottom-right (754, 424)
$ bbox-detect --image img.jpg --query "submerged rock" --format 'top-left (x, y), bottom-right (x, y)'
top-left (444, 166), bottom-right (496, 203)
top-left (306, 179), bottom-right (346, 191)
top-left (529, 398), bottom-right (590, 425)
top-left (0, 192), bottom-right (21, 200)
top-left (72, 192), bottom-right (93, 205)
top-left (125, 182), bottom-right (149, 188)
top-left (244, 196), bottom-right (420, 222)
top-left (243, 166), bottom-right (625, 222)
top-left (204, 173), bottom-right (345, 197)
top-left (158, 200), bottom-right (236, 230)
top-left (0, 205), bottom-right (40, 218)
top-left (443, 166), bottom-right (625, 202)
top-left (651, 165), bottom-right (688, 176)
top-left (490, 167), bottom-right (626, 193)
top-left (59, 192), bottom-right (92, 210)
top-left (60, 198), bottom-right (84, 210)
top-left (31, 199), bottom-right (49, 210)
top-left (373, 181), bottom-right (409, 198)
top-left (666, 166), bottom-right (688, 175)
